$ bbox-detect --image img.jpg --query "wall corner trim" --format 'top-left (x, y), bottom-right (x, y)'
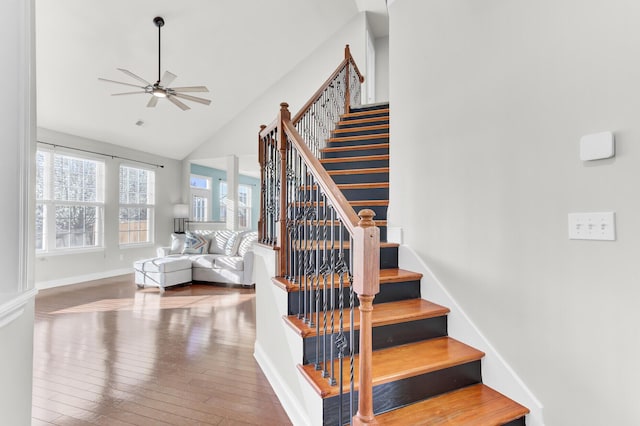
top-left (0, 288), bottom-right (37, 329)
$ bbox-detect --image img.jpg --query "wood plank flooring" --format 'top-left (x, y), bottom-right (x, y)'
top-left (32, 275), bottom-right (292, 426)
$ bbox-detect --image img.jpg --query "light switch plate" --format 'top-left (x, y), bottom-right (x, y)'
top-left (568, 212), bottom-right (616, 241)
top-left (580, 131), bottom-right (615, 161)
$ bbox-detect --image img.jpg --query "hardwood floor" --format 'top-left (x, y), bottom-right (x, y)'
top-left (32, 275), bottom-right (292, 426)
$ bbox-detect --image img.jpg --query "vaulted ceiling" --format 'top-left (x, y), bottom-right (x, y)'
top-left (35, 0), bottom-right (372, 160)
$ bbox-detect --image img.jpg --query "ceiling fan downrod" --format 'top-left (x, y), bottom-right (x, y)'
top-left (153, 16), bottom-right (164, 86)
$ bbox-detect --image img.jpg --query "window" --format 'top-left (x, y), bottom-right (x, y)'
top-left (238, 184), bottom-right (252, 229)
top-left (190, 174), bottom-right (211, 221)
top-left (119, 165), bottom-right (155, 245)
top-left (36, 150), bottom-right (105, 252)
top-left (219, 181), bottom-right (227, 222)
top-left (219, 181), bottom-right (252, 229)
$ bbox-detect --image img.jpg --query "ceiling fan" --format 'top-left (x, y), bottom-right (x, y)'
top-left (99, 16), bottom-right (211, 111)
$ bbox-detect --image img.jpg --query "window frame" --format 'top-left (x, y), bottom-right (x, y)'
top-left (118, 163), bottom-right (156, 247)
top-left (190, 174), bottom-right (212, 222)
top-left (35, 148), bottom-right (105, 255)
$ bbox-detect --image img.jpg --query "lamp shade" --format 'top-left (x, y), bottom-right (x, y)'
top-left (173, 204), bottom-right (189, 218)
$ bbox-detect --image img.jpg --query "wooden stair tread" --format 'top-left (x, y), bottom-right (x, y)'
top-left (284, 298), bottom-right (450, 337)
top-left (328, 133), bottom-right (389, 143)
top-left (302, 182), bottom-right (389, 190)
top-left (342, 108), bottom-right (389, 118)
top-left (375, 383), bottom-right (530, 425)
top-left (327, 167), bottom-right (389, 176)
top-left (321, 143), bottom-right (389, 154)
top-left (350, 199), bottom-right (388, 206)
top-left (292, 199), bottom-right (389, 207)
top-left (332, 124), bottom-right (389, 134)
top-left (298, 337), bottom-right (484, 398)
top-left (273, 268), bottom-right (422, 292)
top-left (296, 219), bottom-right (387, 226)
top-left (320, 154), bottom-right (389, 164)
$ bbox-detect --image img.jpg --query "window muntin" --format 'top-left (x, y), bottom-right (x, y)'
top-left (119, 166), bottom-right (155, 245)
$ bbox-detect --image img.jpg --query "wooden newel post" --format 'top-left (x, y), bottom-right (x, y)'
top-left (258, 124), bottom-right (267, 243)
top-left (352, 208), bottom-right (380, 425)
top-left (276, 103), bottom-right (290, 276)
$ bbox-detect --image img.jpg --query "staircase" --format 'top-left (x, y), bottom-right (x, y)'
top-left (276, 103), bottom-right (530, 425)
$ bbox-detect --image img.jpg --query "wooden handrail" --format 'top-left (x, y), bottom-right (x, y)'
top-left (292, 45), bottom-right (364, 125)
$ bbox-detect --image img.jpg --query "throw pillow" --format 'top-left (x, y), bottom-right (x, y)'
top-left (169, 233), bottom-right (186, 254)
top-left (182, 231), bottom-right (209, 254)
top-left (237, 232), bottom-right (257, 257)
top-left (209, 230), bottom-right (233, 254)
top-left (224, 231), bottom-right (242, 256)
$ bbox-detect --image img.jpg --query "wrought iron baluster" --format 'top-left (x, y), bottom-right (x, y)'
top-left (335, 219), bottom-right (349, 425)
top-left (319, 192), bottom-right (330, 377)
top-left (349, 233), bottom-right (355, 422)
top-left (328, 205), bottom-right (337, 386)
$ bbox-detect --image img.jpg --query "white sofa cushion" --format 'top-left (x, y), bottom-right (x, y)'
top-left (134, 257), bottom-right (192, 274)
top-left (169, 233), bottom-right (186, 254)
top-left (214, 256), bottom-right (244, 271)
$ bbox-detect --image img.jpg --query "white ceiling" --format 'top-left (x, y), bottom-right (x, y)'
top-left (35, 0), bottom-right (365, 161)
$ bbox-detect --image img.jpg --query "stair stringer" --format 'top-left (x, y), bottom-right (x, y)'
top-left (397, 244), bottom-right (546, 426)
top-left (252, 244), bottom-right (322, 426)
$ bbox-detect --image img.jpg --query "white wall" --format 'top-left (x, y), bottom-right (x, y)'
top-left (35, 128), bottom-right (183, 288)
top-left (186, 13), bottom-right (368, 163)
top-left (389, 1), bottom-right (640, 425)
top-left (374, 35), bottom-right (389, 102)
top-left (0, 0), bottom-right (36, 424)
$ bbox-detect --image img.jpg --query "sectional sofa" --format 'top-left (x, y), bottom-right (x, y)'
top-left (134, 229), bottom-right (258, 290)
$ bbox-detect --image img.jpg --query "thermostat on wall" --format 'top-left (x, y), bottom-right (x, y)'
top-left (580, 131), bottom-right (615, 161)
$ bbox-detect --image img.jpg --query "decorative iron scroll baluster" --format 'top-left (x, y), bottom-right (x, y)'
top-left (349, 234), bottom-right (356, 422)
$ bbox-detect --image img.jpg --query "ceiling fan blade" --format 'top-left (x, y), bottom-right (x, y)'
top-left (170, 86), bottom-right (209, 93)
top-left (147, 96), bottom-right (159, 108)
top-left (173, 92), bottom-right (211, 106)
top-left (98, 78), bottom-right (145, 89)
top-left (167, 95), bottom-right (190, 111)
top-left (111, 91), bottom-right (147, 96)
top-left (160, 71), bottom-right (177, 87)
top-left (117, 68), bottom-right (152, 86)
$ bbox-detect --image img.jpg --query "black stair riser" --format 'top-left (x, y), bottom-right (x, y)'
top-left (503, 418), bottom-right (527, 426)
top-left (330, 173), bottom-right (389, 185)
top-left (322, 361), bottom-right (482, 425)
top-left (322, 159), bottom-right (389, 171)
top-left (296, 225), bottom-right (387, 243)
top-left (332, 128), bottom-right (389, 138)
top-left (341, 111), bottom-right (389, 121)
top-left (326, 137), bottom-right (389, 148)
top-left (302, 316), bottom-right (448, 365)
top-left (297, 187), bottom-right (388, 201)
top-left (287, 279), bottom-right (420, 316)
top-left (342, 188), bottom-right (388, 201)
top-left (289, 245), bottom-right (397, 270)
top-left (336, 119), bottom-right (388, 129)
top-left (349, 104), bottom-right (389, 113)
top-left (322, 147), bottom-right (389, 159)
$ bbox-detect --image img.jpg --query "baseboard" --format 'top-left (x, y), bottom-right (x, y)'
top-left (254, 342), bottom-right (312, 426)
top-left (398, 245), bottom-right (546, 426)
top-left (36, 268), bottom-right (133, 290)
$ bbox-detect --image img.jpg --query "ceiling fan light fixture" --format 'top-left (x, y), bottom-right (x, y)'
top-left (152, 87), bottom-right (167, 98)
